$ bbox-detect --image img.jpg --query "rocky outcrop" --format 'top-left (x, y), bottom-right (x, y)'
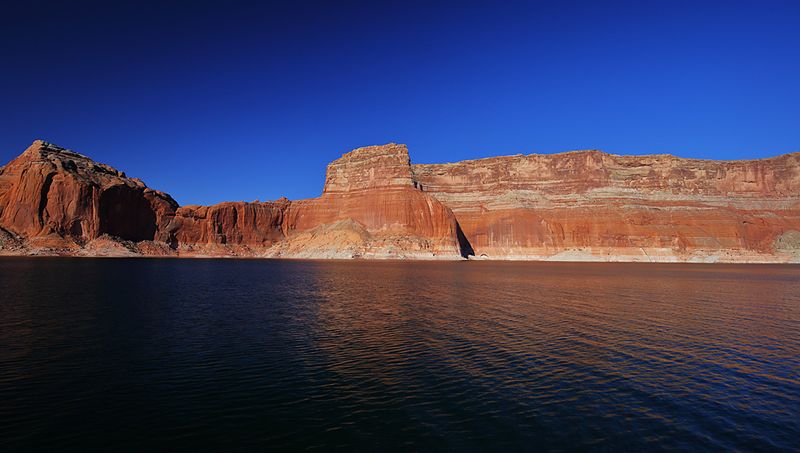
top-left (0, 141), bottom-right (178, 252)
top-left (1, 140), bottom-right (798, 262)
top-left (323, 143), bottom-right (417, 193)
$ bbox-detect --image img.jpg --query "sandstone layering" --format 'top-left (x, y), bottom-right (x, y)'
top-left (1, 140), bottom-right (798, 262)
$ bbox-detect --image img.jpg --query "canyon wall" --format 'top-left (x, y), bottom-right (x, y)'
top-left (0, 141), bottom-right (461, 259)
top-left (1, 140), bottom-right (798, 262)
top-left (412, 151), bottom-right (800, 262)
top-left (0, 141), bottom-right (178, 253)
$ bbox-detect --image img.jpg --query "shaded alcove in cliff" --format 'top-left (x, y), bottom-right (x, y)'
top-left (98, 186), bottom-right (157, 241)
top-left (456, 223), bottom-right (474, 258)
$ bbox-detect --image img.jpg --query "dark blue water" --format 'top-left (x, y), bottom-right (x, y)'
top-left (0, 258), bottom-right (798, 451)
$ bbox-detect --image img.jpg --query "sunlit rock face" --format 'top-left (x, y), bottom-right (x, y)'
top-left (412, 151), bottom-right (800, 262)
top-left (0, 140), bottom-right (178, 251)
top-left (1, 140), bottom-right (798, 261)
top-left (165, 200), bottom-right (290, 255)
top-left (157, 143), bottom-right (462, 258)
top-left (0, 141), bottom-right (462, 259)
top-left (280, 144), bottom-right (462, 259)
top-left (322, 143), bottom-right (417, 193)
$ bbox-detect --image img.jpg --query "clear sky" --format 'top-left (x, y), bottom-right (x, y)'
top-left (1, 0), bottom-right (798, 205)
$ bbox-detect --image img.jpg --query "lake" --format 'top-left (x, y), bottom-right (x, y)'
top-left (0, 258), bottom-right (798, 450)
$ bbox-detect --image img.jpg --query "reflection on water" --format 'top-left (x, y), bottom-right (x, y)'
top-left (0, 258), bottom-right (798, 450)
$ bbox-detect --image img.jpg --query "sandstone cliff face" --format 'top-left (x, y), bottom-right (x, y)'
top-left (0, 141), bottom-right (462, 259)
top-left (166, 200), bottom-right (289, 255)
top-left (156, 144), bottom-right (462, 258)
top-left (412, 151), bottom-right (800, 262)
top-left (323, 143), bottom-right (417, 193)
top-left (280, 144), bottom-right (461, 258)
top-left (0, 141), bottom-right (178, 251)
top-left (1, 140), bottom-right (798, 262)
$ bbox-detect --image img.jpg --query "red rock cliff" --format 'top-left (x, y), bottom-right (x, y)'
top-left (1, 140), bottom-right (798, 262)
top-left (0, 141), bottom-right (177, 252)
top-left (0, 140), bottom-right (462, 258)
top-left (412, 150), bottom-right (800, 262)
top-left (279, 144), bottom-right (462, 258)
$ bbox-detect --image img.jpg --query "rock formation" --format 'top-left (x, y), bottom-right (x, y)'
top-left (1, 139), bottom-right (798, 262)
top-left (0, 141), bottom-right (177, 253)
top-left (279, 144), bottom-right (461, 258)
top-left (0, 140), bottom-right (462, 259)
top-left (413, 151), bottom-right (800, 262)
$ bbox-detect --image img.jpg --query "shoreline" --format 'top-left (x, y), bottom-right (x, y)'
top-left (2, 250), bottom-right (797, 264)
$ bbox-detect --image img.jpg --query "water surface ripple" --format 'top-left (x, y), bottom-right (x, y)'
top-left (0, 259), bottom-right (798, 450)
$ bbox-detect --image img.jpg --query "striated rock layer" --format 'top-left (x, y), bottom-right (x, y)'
top-left (412, 151), bottom-right (800, 262)
top-left (1, 140), bottom-right (798, 262)
top-left (0, 141), bottom-right (178, 253)
top-left (0, 140), bottom-right (461, 259)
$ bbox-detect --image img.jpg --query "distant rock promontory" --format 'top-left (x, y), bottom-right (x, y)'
top-left (1, 140), bottom-right (798, 262)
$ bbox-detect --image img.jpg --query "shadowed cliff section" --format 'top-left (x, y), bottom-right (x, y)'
top-left (1, 140), bottom-right (799, 262)
top-left (98, 185), bottom-right (158, 241)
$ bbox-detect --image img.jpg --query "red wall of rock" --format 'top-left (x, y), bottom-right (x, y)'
top-left (412, 151), bottom-right (800, 260)
top-left (167, 200), bottom-right (289, 248)
top-left (1, 140), bottom-right (798, 261)
top-left (0, 141), bottom-right (177, 248)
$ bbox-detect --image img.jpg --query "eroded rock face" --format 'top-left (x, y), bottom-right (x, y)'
top-left (323, 143), bottom-right (416, 193)
top-left (1, 140), bottom-right (799, 262)
top-left (412, 151), bottom-right (800, 262)
top-left (166, 200), bottom-right (289, 255)
top-left (0, 141), bottom-right (178, 250)
top-left (282, 189), bottom-right (461, 258)
top-left (0, 141), bottom-right (462, 258)
top-left (280, 144), bottom-right (462, 258)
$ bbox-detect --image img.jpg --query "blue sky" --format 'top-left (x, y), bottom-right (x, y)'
top-left (1, 0), bottom-right (798, 205)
